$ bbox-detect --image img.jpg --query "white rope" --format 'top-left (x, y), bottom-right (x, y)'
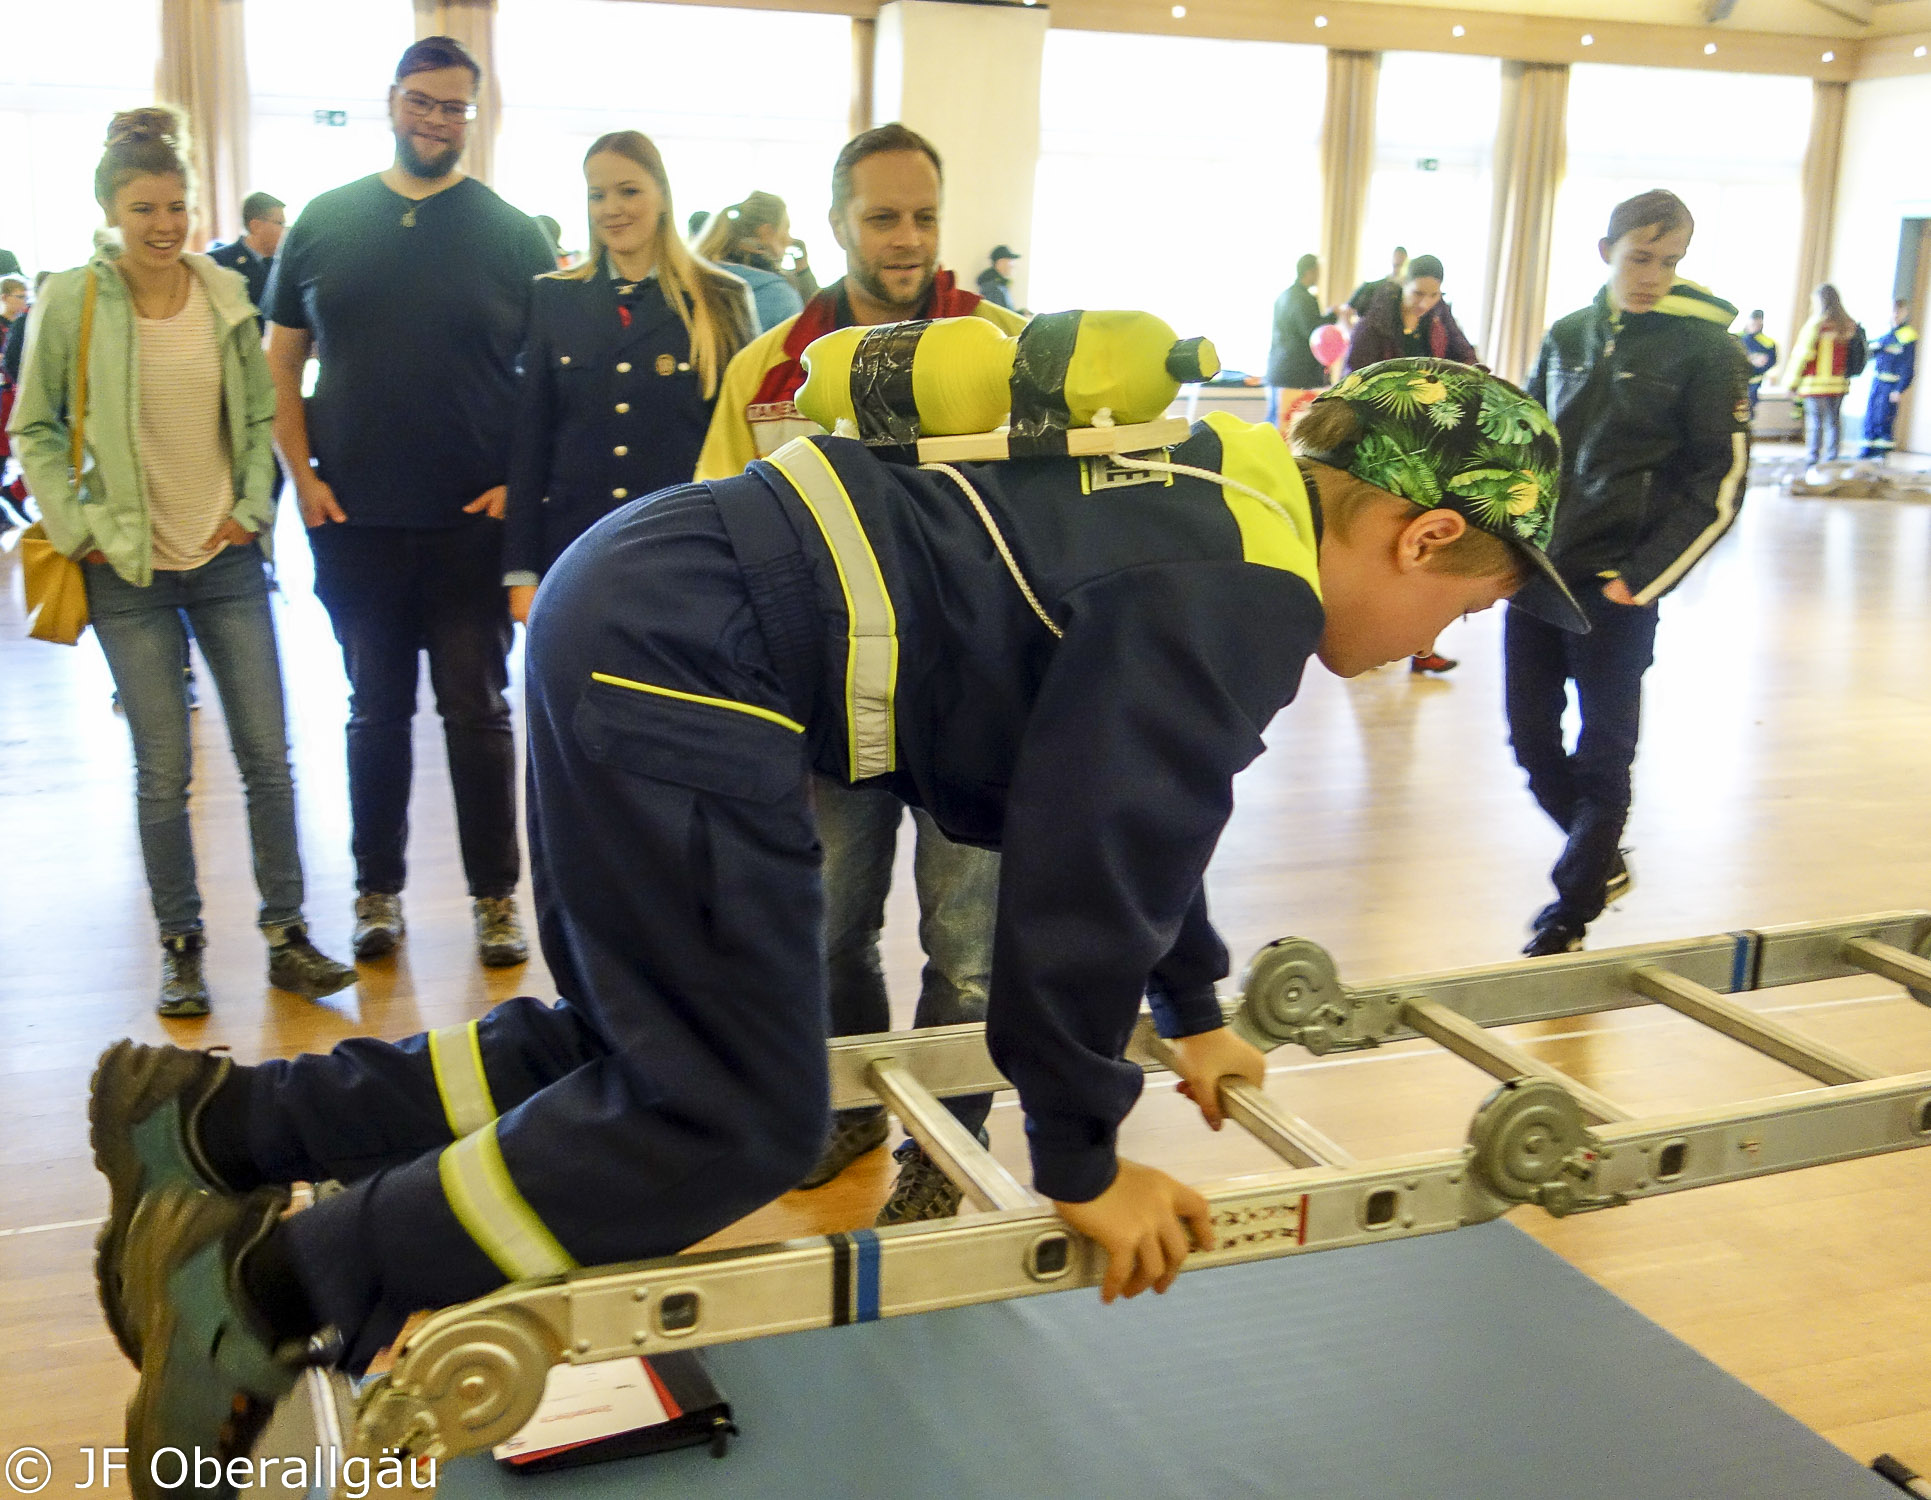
top-left (921, 462), bottom-right (1065, 640)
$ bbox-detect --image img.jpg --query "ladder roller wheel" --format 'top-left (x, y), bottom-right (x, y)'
top-left (354, 1302), bottom-right (561, 1460)
top-left (1466, 1077), bottom-right (1607, 1217)
top-left (1233, 937), bottom-right (1344, 1053)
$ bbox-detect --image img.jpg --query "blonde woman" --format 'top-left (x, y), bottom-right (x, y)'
top-left (8, 108), bottom-right (353, 1016)
top-left (695, 190), bottom-right (805, 330)
top-left (503, 131), bottom-right (756, 620)
top-left (1785, 283), bottom-right (1865, 466)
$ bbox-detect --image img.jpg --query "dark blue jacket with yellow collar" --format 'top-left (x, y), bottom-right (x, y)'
top-left (506, 268), bottom-right (743, 581)
top-left (721, 415), bottom-right (1325, 1200)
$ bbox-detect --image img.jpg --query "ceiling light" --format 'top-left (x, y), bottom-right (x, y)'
top-left (1171, 4), bottom-right (1185, 15)
top-left (1821, 50), bottom-right (1834, 62)
top-left (1704, 42), bottom-right (1717, 54)
top-left (1918, 45), bottom-right (1928, 58)
top-left (1315, 15), bottom-right (1329, 27)
top-left (1452, 24), bottom-right (1465, 37)
top-left (1580, 33), bottom-right (1594, 46)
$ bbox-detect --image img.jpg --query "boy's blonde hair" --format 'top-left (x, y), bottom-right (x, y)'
top-left (1290, 401), bottom-right (1524, 582)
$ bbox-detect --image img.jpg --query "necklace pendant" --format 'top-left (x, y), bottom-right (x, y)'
top-left (401, 206), bottom-right (417, 228)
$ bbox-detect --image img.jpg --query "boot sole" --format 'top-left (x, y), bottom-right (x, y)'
top-left (478, 946), bottom-right (529, 968)
top-left (88, 1042), bottom-right (227, 1367)
top-left (352, 928), bottom-right (401, 961)
top-left (267, 965), bottom-right (358, 1002)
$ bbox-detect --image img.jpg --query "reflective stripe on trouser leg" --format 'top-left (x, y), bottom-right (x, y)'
top-left (428, 1020), bottom-right (500, 1139)
top-left (438, 1120), bottom-right (578, 1279)
top-left (766, 438), bottom-right (899, 781)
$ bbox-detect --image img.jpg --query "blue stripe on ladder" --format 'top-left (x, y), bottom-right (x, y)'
top-left (852, 1228), bottom-right (882, 1323)
top-left (1728, 931), bottom-right (1761, 993)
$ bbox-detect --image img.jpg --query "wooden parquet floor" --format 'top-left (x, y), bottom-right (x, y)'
top-left (3, 461), bottom-right (1930, 1485)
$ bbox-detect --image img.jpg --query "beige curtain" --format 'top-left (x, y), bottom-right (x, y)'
top-left (1480, 60), bottom-right (1569, 386)
top-left (850, 19), bottom-right (876, 138)
top-left (415, 0), bottom-right (500, 187)
top-left (1788, 80), bottom-right (1847, 356)
top-left (156, 0), bottom-right (250, 250)
top-left (1318, 49), bottom-right (1378, 314)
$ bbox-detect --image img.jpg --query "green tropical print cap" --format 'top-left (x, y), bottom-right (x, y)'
top-left (1305, 358), bottom-right (1588, 632)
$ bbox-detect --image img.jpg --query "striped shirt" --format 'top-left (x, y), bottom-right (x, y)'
top-left (138, 276), bottom-right (235, 571)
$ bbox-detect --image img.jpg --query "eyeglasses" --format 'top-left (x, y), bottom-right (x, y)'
top-left (398, 90), bottom-right (477, 123)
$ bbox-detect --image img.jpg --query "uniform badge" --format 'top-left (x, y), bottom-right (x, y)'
top-left (655, 353), bottom-right (677, 377)
top-left (1080, 454), bottom-right (1172, 494)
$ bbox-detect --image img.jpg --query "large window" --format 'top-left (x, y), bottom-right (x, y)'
top-left (1030, 30), bottom-right (1326, 376)
top-left (1549, 65), bottom-right (1813, 339)
top-left (1359, 51), bottom-right (1501, 347)
top-left (246, 0), bottom-right (416, 227)
top-left (0, 0), bottom-right (159, 274)
top-left (494, 0), bottom-right (851, 256)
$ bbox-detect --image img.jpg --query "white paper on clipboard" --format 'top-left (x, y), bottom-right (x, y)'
top-left (492, 1358), bottom-right (674, 1460)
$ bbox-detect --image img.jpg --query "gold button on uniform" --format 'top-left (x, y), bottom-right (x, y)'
top-left (615, 402), bottom-right (629, 413)
top-left (613, 487), bottom-right (628, 499)
top-left (616, 362), bottom-right (632, 373)
top-left (614, 445), bottom-right (628, 456)
top-left (655, 353), bottom-right (677, 376)
top-left (559, 355), bottom-right (571, 365)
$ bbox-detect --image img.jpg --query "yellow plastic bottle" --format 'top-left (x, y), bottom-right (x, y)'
top-left (796, 317), bottom-right (1016, 437)
top-left (1057, 311), bottom-right (1220, 426)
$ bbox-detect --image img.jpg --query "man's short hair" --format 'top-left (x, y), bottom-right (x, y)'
top-left (395, 35), bottom-right (481, 85)
top-left (241, 191), bottom-right (285, 227)
top-left (1749, 308), bottom-right (1765, 319)
top-left (0, 276), bottom-right (26, 296)
top-left (1296, 252), bottom-right (1318, 279)
top-left (1605, 189), bottom-right (1693, 247)
top-left (830, 122), bottom-right (942, 218)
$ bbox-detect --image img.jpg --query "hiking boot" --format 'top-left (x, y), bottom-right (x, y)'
top-left (1410, 651), bottom-right (1459, 674)
top-left (351, 892), bottom-right (403, 960)
top-left (89, 1040), bottom-right (232, 1365)
top-left (875, 1139), bottom-right (965, 1226)
top-left (796, 1109), bottom-right (890, 1189)
top-left (264, 924), bottom-right (356, 1001)
top-left (158, 933), bottom-right (210, 1019)
top-left (1603, 850), bottom-right (1634, 906)
top-left (122, 1185), bottom-right (306, 1500)
top-left (1523, 922), bottom-right (1584, 958)
top-left (473, 895), bottom-right (529, 968)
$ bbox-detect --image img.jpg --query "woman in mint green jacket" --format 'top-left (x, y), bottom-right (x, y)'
top-left (8, 107), bottom-right (352, 1016)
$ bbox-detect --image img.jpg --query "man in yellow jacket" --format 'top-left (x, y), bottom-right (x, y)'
top-left (697, 123), bottom-right (1025, 1225)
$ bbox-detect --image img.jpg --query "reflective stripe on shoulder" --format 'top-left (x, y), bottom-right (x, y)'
top-left (767, 438), bottom-right (899, 780)
top-left (428, 1020), bottom-right (499, 1139)
top-left (438, 1120), bottom-right (578, 1280)
top-left (1200, 412), bottom-right (1322, 596)
top-left (590, 672), bottom-right (804, 734)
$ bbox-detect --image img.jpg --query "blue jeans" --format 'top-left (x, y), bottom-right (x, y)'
top-left (815, 777), bottom-right (998, 1134)
top-left (84, 545), bottom-right (305, 936)
top-left (1803, 395), bottom-right (1843, 464)
top-left (1503, 591), bottom-right (1660, 931)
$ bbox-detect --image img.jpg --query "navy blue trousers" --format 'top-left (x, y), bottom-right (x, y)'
top-left (1863, 386), bottom-right (1901, 457)
top-left (1503, 591), bottom-right (1660, 932)
top-left (266, 489), bottom-right (830, 1366)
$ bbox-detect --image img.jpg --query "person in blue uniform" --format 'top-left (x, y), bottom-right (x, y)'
top-left (1861, 299), bottom-right (1917, 459)
top-left (1736, 309), bottom-right (1777, 420)
top-left (503, 130), bottom-right (756, 622)
top-left (86, 356), bottom-right (1585, 1490)
top-left (207, 191), bottom-right (285, 310)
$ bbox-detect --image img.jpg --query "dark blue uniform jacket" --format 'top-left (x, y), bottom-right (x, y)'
top-left (724, 418), bottom-right (1326, 1199)
top-left (506, 270), bottom-right (721, 579)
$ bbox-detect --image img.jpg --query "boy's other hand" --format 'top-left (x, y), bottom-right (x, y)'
top-left (1601, 577), bottom-right (1638, 606)
top-left (1170, 1027), bottom-right (1267, 1131)
top-left (1055, 1160), bottom-right (1216, 1303)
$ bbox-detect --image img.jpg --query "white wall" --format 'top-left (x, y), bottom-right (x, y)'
top-left (1832, 73), bottom-right (1931, 447)
top-left (873, 0), bottom-right (1049, 307)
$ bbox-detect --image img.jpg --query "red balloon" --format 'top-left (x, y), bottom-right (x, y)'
top-left (1309, 323), bottom-right (1349, 367)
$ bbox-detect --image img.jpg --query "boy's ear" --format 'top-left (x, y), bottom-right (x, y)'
top-left (1397, 508), bottom-right (1468, 571)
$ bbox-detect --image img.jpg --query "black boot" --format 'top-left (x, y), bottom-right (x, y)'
top-left (158, 933), bottom-right (210, 1019)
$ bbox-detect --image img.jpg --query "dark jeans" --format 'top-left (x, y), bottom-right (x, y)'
top-left (1503, 590), bottom-right (1660, 930)
top-left (307, 519), bottom-right (518, 898)
top-left (84, 545), bottom-right (304, 935)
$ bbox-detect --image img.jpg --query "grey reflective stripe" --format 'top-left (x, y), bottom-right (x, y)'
top-left (768, 438), bottom-right (899, 780)
top-left (428, 1021), bottom-right (498, 1139)
top-left (438, 1120), bottom-right (577, 1279)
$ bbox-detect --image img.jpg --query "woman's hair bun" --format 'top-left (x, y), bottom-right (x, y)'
top-left (104, 106), bottom-right (184, 150)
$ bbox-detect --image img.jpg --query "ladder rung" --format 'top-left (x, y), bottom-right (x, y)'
top-left (865, 1057), bottom-right (1038, 1212)
top-left (1841, 937), bottom-right (1931, 1001)
top-left (1399, 997), bottom-right (1633, 1124)
top-left (1143, 1035), bottom-right (1354, 1167)
top-left (1628, 965), bottom-right (1883, 1086)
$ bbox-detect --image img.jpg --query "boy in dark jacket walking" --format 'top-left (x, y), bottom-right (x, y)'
top-left (1508, 189), bottom-right (1751, 956)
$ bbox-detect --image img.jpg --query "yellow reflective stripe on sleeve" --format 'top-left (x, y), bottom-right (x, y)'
top-left (438, 1120), bottom-right (578, 1280)
top-left (589, 672), bottom-right (804, 734)
top-left (428, 1021), bottom-right (498, 1139)
top-left (1201, 411), bottom-right (1322, 596)
top-left (767, 438), bottom-right (899, 780)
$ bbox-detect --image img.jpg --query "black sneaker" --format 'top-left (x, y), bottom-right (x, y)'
top-left (89, 1041), bottom-right (232, 1365)
top-left (122, 1185), bottom-right (306, 1500)
top-left (1603, 850), bottom-right (1634, 906)
top-left (1523, 923), bottom-right (1584, 958)
top-left (796, 1109), bottom-right (890, 1189)
top-left (158, 933), bottom-right (210, 1018)
top-left (875, 1139), bottom-right (966, 1226)
top-left (264, 924), bottom-right (356, 1001)
top-left (351, 892), bottom-right (404, 960)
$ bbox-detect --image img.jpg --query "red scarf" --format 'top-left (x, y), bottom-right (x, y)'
top-left (749, 271), bottom-right (985, 411)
